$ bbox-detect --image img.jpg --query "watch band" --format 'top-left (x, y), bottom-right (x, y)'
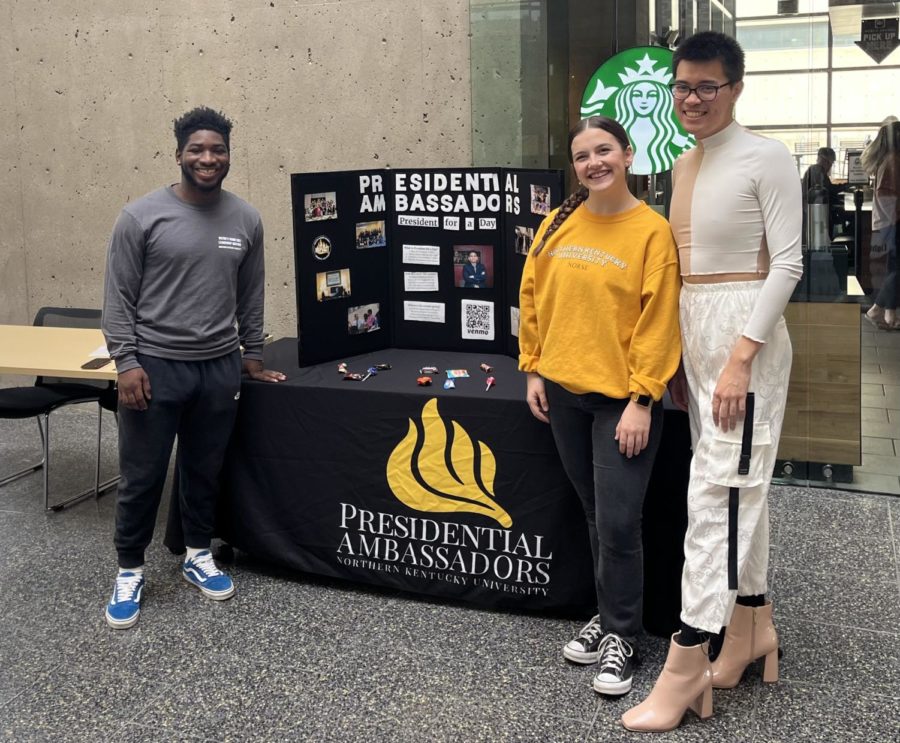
top-left (631, 393), bottom-right (653, 408)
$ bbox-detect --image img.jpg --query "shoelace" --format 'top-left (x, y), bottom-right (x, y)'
top-left (576, 617), bottom-right (604, 646)
top-left (597, 634), bottom-right (632, 673)
top-left (114, 573), bottom-right (142, 602)
top-left (191, 551), bottom-right (223, 577)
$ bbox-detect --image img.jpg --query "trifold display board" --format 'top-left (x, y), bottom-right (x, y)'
top-left (291, 167), bottom-right (564, 365)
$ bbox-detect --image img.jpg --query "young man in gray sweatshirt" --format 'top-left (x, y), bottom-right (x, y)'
top-left (101, 106), bottom-right (285, 629)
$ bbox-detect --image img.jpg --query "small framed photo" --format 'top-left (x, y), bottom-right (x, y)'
top-left (305, 192), bottom-right (338, 222)
top-left (316, 268), bottom-right (351, 301)
top-left (514, 225), bottom-right (534, 256)
top-left (347, 302), bottom-right (381, 335)
top-left (453, 245), bottom-right (494, 289)
top-left (356, 220), bottom-right (387, 249)
top-left (530, 185), bottom-right (550, 216)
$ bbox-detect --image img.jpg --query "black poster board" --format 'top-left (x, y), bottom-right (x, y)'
top-left (292, 167), bottom-right (564, 366)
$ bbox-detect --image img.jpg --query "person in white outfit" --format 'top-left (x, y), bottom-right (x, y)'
top-left (622, 31), bottom-right (802, 734)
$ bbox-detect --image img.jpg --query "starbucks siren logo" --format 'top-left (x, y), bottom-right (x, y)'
top-left (581, 46), bottom-right (695, 175)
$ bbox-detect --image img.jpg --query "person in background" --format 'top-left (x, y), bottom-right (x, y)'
top-left (623, 32), bottom-right (802, 733)
top-left (101, 106), bottom-right (285, 630)
top-left (863, 121), bottom-right (900, 330)
top-left (519, 115), bottom-right (681, 698)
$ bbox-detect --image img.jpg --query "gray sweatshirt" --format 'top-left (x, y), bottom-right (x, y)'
top-left (102, 186), bottom-right (265, 373)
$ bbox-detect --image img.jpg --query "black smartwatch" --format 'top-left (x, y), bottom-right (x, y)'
top-left (631, 393), bottom-right (653, 408)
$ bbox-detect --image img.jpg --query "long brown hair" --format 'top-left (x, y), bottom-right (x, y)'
top-left (532, 116), bottom-right (632, 256)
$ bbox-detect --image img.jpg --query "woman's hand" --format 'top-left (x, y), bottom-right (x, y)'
top-left (525, 372), bottom-right (550, 423)
top-left (615, 401), bottom-right (652, 458)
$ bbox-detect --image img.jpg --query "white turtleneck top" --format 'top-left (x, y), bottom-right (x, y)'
top-left (669, 120), bottom-right (803, 343)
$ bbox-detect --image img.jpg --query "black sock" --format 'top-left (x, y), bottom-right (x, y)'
top-left (736, 594), bottom-right (765, 608)
top-left (707, 627), bottom-right (727, 661)
top-left (677, 622), bottom-right (707, 646)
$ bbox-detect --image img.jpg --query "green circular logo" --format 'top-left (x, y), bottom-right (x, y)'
top-left (580, 46), bottom-right (695, 175)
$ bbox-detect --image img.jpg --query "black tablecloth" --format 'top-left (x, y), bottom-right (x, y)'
top-left (166, 339), bottom-right (689, 628)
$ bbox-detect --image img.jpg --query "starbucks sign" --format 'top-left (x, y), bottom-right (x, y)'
top-left (581, 46), bottom-right (695, 175)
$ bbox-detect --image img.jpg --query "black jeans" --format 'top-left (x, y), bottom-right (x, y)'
top-left (546, 381), bottom-right (663, 641)
top-left (114, 351), bottom-right (242, 568)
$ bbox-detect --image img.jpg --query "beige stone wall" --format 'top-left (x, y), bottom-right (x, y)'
top-left (0, 0), bottom-right (472, 339)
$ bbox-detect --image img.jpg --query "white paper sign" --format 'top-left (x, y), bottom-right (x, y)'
top-left (404, 301), bottom-right (446, 323)
top-left (404, 272), bottom-right (440, 292)
top-left (444, 216), bottom-right (460, 230)
top-left (461, 299), bottom-right (495, 341)
top-left (509, 306), bottom-right (520, 338)
top-left (398, 214), bottom-right (440, 228)
top-left (465, 217), bottom-right (475, 230)
top-left (479, 217), bottom-right (497, 230)
top-left (402, 244), bottom-right (441, 265)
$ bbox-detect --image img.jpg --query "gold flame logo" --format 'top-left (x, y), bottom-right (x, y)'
top-left (387, 398), bottom-right (512, 527)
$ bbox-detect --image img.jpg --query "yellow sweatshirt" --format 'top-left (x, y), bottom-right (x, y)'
top-left (519, 201), bottom-right (682, 399)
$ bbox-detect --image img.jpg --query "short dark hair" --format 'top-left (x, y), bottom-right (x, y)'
top-left (173, 106), bottom-right (233, 151)
top-left (673, 31), bottom-right (745, 83)
top-left (818, 147), bottom-right (836, 160)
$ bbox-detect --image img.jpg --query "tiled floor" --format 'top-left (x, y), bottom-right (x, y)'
top-left (1, 404), bottom-right (899, 742)
top-left (860, 315), bottom-right (900, 495)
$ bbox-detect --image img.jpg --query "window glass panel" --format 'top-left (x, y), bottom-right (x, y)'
top-left (831, 69), bottom-right (900, 124)
top-left (735, 0), bottom-right (827, 18)
top-left (737, 17), bottom-right (828, 71)
top-left (737, 72), bottom-right (827, 127)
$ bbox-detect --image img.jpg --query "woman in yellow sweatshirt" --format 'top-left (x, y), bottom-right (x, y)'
top-left (519, 115), bottom-right (681, 697)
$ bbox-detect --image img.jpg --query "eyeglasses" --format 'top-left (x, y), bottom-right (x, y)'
top-left (668, 82), bottom-right (733, 101)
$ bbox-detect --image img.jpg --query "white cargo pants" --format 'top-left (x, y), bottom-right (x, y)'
top-left (678, 281), bottom-right (792, 633)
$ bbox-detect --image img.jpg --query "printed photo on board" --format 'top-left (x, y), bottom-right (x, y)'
top-left (355, 220), bottom-right (387, 249)
top-left (453, 245), bottom-right (494, 289)
top-left (347, 303), bottom-right (381, 335)
top-left (312, 235), bottom-right (332, 260)
top-left (514, 225), bottom-right (534, 256)
top-left (530, 184), bottom-right (550, 216)
top-left (316, 268), bottom-right (352, 301)
top-left (305, 192), bottom-right (338, 222)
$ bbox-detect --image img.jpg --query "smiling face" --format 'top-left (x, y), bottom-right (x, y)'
top-left (176, 129), bottom-right (230, 198)
top-left (467, 251), bottom-right (480, 264)
top-left (631, 82), bottom-right (659, 116)
top-left (571, 126), bottom-right (633, 195)
top-left (672, 58), bottom-right (742, 140)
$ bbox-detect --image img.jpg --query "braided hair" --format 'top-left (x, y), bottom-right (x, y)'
top-left (532, 115), bottom-right (632, 256)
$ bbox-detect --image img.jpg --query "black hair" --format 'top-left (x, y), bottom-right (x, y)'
top-left (173, 106), bottom-right (234, 151)
top-left (532, 116), bottom-right (632, 256)
top-left (673, 31), bottom-right (745, 83)
top-left (818, 147), bottom-right (836, 160)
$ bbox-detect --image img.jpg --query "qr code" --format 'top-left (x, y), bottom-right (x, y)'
top-left (461, 300), bottom-right (495, 341)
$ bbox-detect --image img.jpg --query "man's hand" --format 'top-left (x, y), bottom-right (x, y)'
top-left (615, 401), bottom-right (652, 458)
top-left (712, 336), bottom-right (762, 431)
top-left (118, 367), bottom-right (152, 411)
top-left (525, 372), bottom-right (550, 423)
top-left (242, 358), bottom-right (286, 383)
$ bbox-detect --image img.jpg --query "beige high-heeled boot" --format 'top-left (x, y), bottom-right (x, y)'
top-left (620, 633), bottom-right (713, 733)
top-left (711, 601), bottom-right (779, 688)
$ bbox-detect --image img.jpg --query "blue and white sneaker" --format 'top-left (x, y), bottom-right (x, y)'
top-left (105, 571), bottom-right (145, 629)
top-left (182, 550), bottom-right (235, 600)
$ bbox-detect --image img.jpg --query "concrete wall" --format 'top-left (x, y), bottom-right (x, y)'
top-left (0, 0), bottom-right (472, 339)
